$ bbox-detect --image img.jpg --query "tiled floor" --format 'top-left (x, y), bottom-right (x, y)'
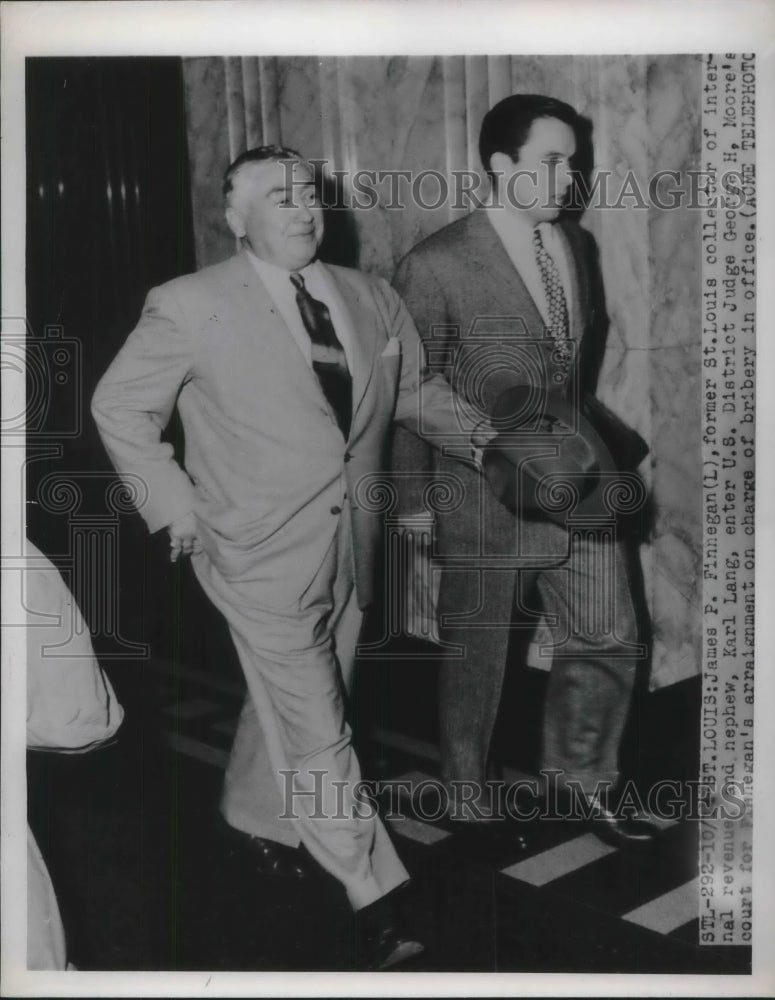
top-left (26, 655), bottom-right (750, 975)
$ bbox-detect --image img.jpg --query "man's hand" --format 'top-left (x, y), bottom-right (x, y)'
top-left (167, 512), bottom-right (202, 562)
top-left (471, 417), bottom-right (498, 471)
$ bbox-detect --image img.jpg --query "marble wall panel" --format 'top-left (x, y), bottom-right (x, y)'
top-left (647, 55), bottom-right (703, 686)
top-left (224, 57), bottom-right (248, 159)
top-left (259, 57), bottom-right (282, 146)
top-left (349, 56), bottom-right (451, 276)
top-left (509, 55), bottom-right (552, 96)
top-left (275, 57), bottom-right (327, 163)
top-left (465, 56), bottom-right (492, 178)
top-left (182, 57), bottom-right (235, 267)
top-left (488, 55), bottom-right (513, 108)
top-left (240, 57), bottom-right (262, 147)
top-left (182, 54), bottom-right (704, 688)
top-left (591, 57), bottom-right (652, 356)
top-left (318, 58), bottom-right (342, 172)
top-left (443, 57), bottom-right (470, 222)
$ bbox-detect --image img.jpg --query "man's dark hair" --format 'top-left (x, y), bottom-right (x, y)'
top-left (479, 94), bottom-right (581, 182)
top-left (223, 144), bottom-right (303, 201)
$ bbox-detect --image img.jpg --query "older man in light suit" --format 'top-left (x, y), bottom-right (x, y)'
top-left (92, 146), bottom-right (488, 969)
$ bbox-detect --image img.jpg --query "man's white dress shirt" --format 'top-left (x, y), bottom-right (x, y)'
top-left (246, 250), bottom-right (355, 370)
top-left (485, 207), bottom-right (574, 328)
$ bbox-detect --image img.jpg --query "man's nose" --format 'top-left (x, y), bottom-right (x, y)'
top-left (553, 163), bottom-right (572, 191)
top-left (548, 163), bottom-right (572, 200)
top-left (295, 199), bottom-right (314, 222)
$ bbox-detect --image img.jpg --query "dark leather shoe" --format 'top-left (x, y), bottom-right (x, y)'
top-left (364, 923), bottom-right (426, 971)
top-left (356, 895), bottom-right (425, 971)
top-left (587, 805), bottom-right (658, 849)
top-left (242, 834), bottom-right (314, 879)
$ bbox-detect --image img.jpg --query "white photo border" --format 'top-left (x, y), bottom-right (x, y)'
top-left (2, 1), bottom-right (774, 996)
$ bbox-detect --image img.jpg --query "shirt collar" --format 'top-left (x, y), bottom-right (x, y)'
top-left (485, 203), bottom-right (537, 242)
top-left (244, 247), bottom-right (319, 285)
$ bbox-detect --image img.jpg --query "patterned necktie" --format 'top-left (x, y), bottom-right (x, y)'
top-left (290, 272), bottom-right (353, 438)
top-left (533, 226), bottom-right (570, 348)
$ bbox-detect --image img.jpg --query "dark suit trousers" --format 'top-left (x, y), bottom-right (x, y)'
top-left (438, 520), bottom-right (640, 804)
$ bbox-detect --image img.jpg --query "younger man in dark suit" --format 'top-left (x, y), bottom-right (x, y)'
top-left (393, 95), bottom-right (656, 847)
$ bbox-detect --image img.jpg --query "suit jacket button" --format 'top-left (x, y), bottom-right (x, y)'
top-left (344, 452), bottom-right (352, 462)
top-left (330, 505), bottom-right (342, 515)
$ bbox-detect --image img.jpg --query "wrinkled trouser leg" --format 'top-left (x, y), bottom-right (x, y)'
top-left (438, 567), bottom-right (515, 814)
top-left (438, 521), bottom-right (641, 807)
top-left (536, 525), bottom-right (641, 797)
top-left (194, 513), bottom-right (407, 911)
top-left (220, 576), bottom-right (362, 848)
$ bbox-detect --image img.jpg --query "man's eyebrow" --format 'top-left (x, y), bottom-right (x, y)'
top-left (267, 182), bottom-right (315, 196)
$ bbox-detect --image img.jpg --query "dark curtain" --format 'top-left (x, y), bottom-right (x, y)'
top-left (27, 57), bottom-right (194, 440)
top-left (25, 57), bottom-right (204, 699)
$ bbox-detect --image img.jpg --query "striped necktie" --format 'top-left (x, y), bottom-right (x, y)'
top-left (290, 272), bottom-right (352, 438)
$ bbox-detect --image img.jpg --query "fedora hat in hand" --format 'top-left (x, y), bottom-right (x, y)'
top-left (482, 385), bottom-right (645, 525)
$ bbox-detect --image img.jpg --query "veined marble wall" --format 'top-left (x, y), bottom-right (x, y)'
top-left (182, 54), bottom-right (703, 689)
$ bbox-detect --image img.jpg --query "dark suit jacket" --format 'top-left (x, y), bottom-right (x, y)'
top-left (391, 207), bottom-right (609, 568)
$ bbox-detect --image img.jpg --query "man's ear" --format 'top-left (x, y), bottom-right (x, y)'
top-left (489, 151), bottom-right (516, 181)
top-left (225, 205), bottom-right (246, 239)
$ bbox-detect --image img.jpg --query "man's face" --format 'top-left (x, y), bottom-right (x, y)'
top-left (225, 158), bottom-right (324, 270)
top-left (492, 116), bottom-right (577, 224)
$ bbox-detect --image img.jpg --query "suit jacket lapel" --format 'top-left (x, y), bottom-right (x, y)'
top-left (554, 221), bottom-right (585, 342)
top-left (321, 264), bottom-right (379, 428)
top-left (226, 252), bottom-right (333, 415)
top-left (467, 209), bottom-right (590, 346)
top-left (464, 209), bottom-right (546, 333)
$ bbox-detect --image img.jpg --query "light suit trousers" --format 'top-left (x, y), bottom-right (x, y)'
top-left (193, 506), bottom-right (407, 911)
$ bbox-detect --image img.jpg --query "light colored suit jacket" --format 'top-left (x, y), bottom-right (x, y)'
top-left (92, 250), bottom-right (472, 608)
